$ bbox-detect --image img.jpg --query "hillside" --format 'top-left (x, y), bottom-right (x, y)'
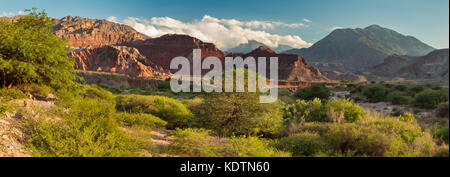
top-left (285, 25), bottom-right (435, 72)
top-left (365, 49), bottom-right (449, 80)
top-left (52, 16), bottom-right (149, 48)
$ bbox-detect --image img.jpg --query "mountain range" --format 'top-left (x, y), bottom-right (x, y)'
top-left (284, 25), bottom-right (436, 72)
top-left (3, 15), bottom-right (447, 82)
top-left (48, 16), bottom-right (325, 81)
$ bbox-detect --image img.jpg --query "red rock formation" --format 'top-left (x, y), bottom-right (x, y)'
top-left (229, 46), bottom-right (329, 82)
top-left (126, 34), bottom-right (226, 71)
top-left (53, 16), bottom-right (149, 48)
top-left (71, 45), bottom-right (171, 78)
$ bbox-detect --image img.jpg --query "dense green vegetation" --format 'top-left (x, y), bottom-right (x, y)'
top-left (350, 83), bottom-right (449, 113)
top-left (0, 9), bottom-right (448, 157)
top-left (0, 8), bottom-right (76, 90)
top-left (294, 84), bottom-right (331, 101)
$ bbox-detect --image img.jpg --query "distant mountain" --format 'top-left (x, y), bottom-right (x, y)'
top-left (365, 49), bottom-right (449, 80)
top-left (228, 40), bottom-right (293, 54)
top-left (285, 25), bottom-right (436, 72)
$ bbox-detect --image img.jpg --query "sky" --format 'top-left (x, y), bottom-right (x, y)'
top-left (1, 0), bottom-right (449, 49)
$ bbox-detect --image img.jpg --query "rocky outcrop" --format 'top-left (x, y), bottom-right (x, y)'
top-left (53, 16), bottom-right (149, 48)
top-left (230, 46), bottom-right (329, 81)
top-left (71, 45), bottom-right (171, 78)
top-left (126, 34), bottom-right (226, 71)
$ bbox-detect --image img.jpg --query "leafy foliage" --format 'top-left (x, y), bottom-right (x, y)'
top-left (294, 84), bottom-right (331, 101)
top-left (25, 98), bottom-right (138, 157)
top-left (116, 95), bottom-right (193, 129)
top-left (188, 92), bottom-right (284, 137)
top-left (0, 9), bottom-right (76, 90)
top-left (116, 112), bottom-right (167, 129)
top-left (168, 128), bottom-right (290, 157)
top-left (413, 89), bottom-right (449, 109)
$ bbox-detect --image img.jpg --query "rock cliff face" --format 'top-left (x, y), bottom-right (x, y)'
top-left (71, 45), bottom-right (170, 78)
top-left (229, 46), bottom-right (329, 81)
top-left (126, 34), bottom-right (226, 71)
top-left (54, 16), bottom-right (326, 81)
top-left (53, 16), bottom-right (149, 48)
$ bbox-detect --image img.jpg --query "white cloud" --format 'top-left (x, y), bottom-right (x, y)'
top-left (331, 26), bottom-right (344, 31)
top-left (303, 18), bottom-right (311, 23)
top-left (1, 11), bottom-right (17, 17)
top-left (107, 15), bottom-right (312, 50)
top-left (0, 10), bottom-right (26, 17)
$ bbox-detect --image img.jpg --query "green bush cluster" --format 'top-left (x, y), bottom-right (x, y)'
top-left (413, 89), bottom-right (449, 109)
top-left (25, 98), bottom-right (138, 157)
top-left (0, 88), bottom-right (28, 101)
top-left (351, 84), bottom-right (449, 113)
top-left (116, 112), bottom-right (167, 129)
top-left (436, 102), bottom-right (449, 118)
top-left (278, 116), bottom-right (436, 157)
top-left (294, 84), bottom-right (331, 101)
top-left (283, 98), bottom-right (367, 124)
top-left (168, 128), bottom-right (290, 157)
top-left (274, 132), bottom-right (327, 157)
top-left (116, 95), bottom-right (193, 129)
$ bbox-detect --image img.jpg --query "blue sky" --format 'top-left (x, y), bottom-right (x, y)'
top-left (1, 0), bottom-right (449, 49)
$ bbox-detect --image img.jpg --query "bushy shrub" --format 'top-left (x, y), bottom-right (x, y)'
top-left (188, 92), bottom-right (284, 137)
top-left (223, 136), bottom-right (290, 157)
top-left (17, 83), bottom-right (53, 99)
top-left (0, 103), bottom-right (8, 116)
top-left (0, 88), bottom-right (28, 101)
top-left (116, 112), bottom-right (167, 129)
top-left (409, 85), bottom-right (425, 94)
top-left (324, 99), bottom-right (367, 123)
top-left (25, 98), bottom-right (138, 157)
top-left (168, 128), bottom-right (290, 157)
top-left (391, 107), bottom-right (403, 117)
top-left (274, 132), bottom-right (327, 157)
top-left (284, 98), bottom-right (327, 123)
top-left (436, 102), bottom-right (449, 118)
top-left (116, 95), bottom-right (193, 129)
top-left (83, 85), bottom-right (115, 101)
top-left (286, 116), bottom-right (433, 157)
top-left (362, 85), bottom-right (388, 102)
top-left (386, 91), bottom-right (412, 105)
top-left (284, 98), bottom-right (366, 124)
top-left (294, 84), bottom-right (331, 101)
top-left (413, 89), bottom-right (449, 109)
top-left (433, 144), bottom-right (449, 157)
top-left (432, 124), bottom-right (449, 144)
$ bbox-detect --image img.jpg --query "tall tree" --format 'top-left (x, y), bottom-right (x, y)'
top-left (0, 8), bottom-right (75, 89)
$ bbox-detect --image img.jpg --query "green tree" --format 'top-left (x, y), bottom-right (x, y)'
top-left (189, 92), bottom-right (284, 137)
top-left (362, 85), bottom-right (388, 102)
top-left (0, 8), bottom-right (76, 89)
top-left (294, 84), bottom-right (331, 101)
